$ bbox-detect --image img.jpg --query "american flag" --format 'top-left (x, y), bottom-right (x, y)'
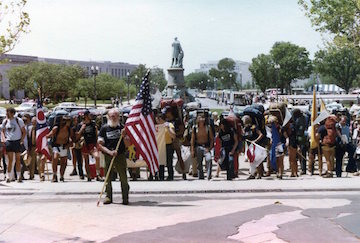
top-left (125, 71), bottom-right (159, 175)
top-left (36, 98), bottom-right (51, 160)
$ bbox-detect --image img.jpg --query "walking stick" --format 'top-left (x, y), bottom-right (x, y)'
top-left (97, 135), bottom-right (123, 206)
top-left (45, 159), bottom-right (50, 181)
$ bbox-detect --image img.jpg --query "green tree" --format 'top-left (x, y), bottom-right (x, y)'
top-left (270, 42), bottom-right (312, 93)
top-left (130, 64), bottom-right (147, 87)
top-left (314, 46), bottom-right (360, 93)
top-left (209, 58), bottom-right (237, 89)
top-left (0, 0), bottom-right (30, 55)
top-left (299, 0), bottom-right (360, 45)
top-left (249, 54), bottom-right (277, 92)
top-left (7, 62), bottom-right (85, 101)
top-left (185, 72), bottom-right (212, 90)
top-left (150, 67), bottom-right (167, 91)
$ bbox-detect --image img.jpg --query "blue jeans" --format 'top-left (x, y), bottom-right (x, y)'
top-left (196, 146), bottom-right (212, 179)
top-left (225, 153), bottom-right (234, 180)
top-left (336, 143), bottom-right (356, 177)
top-left (166, 144), bottom-right (174, 179)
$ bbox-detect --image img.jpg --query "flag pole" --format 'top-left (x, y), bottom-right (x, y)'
top-left (36, 87), bottom-right (50, 181)
top-left (97, 134), bottom-right (123, 207)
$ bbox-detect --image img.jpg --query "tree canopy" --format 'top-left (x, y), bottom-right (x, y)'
top-left (249, 54), bottom-right (277, 92)
top-left (0, 0), bottom-right (30, 56)
top-left (209, 58), bottom-right (237, 89)
top-left (270, 42), bottom-right (312, 93)
top-left (7, 62), bottom-right (85, 101)
top-left (185, 72), bottom-right (212, 90)
top-left (130, 64), bottom-right (167, 91)
top-left (314, 46), bottom-right (360, 93)
top-left (298, 0), bottom-right (360, 45)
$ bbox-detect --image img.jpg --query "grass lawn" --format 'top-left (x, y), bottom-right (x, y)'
top-left (210, 108), bottom-right (225, 115)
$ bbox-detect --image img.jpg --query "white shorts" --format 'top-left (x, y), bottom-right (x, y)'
top-left (53, 146), bottom-right (68, 157)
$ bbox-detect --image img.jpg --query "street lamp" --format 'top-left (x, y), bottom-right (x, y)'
top-left (274, 64), bottom-right (280, 101)
top-left (90, 65), bottom-right (99, 108)
top-left (214, 77), bottom-right (217, 90)
top-left (135, 74), bottom-right (139, 89)
top-left (127, 71), bottom-right (130, 105)
top-left (239, 71), bottom-right (242, 90)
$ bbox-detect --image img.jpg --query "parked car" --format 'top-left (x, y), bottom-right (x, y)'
top-left (57, 102), bottom-right (77, 107)
top-left (15, 102), bottom-right (37, 115)
top-left (53, 105), bottom-right (86, 113)
top-left (0, 107), bottom-right (6, 124)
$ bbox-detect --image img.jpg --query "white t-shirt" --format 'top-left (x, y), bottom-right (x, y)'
top-left (1, 117), bottom-right (25, 141)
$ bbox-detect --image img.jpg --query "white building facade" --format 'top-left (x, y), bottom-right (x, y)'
top-left (195, 60), bottom-right (253, 88)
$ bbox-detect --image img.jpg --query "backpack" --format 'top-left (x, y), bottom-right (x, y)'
top-left (4, 117), bottom-right (21, 129)
top-left (192, 125), bottom-right (211, 147)
top-left (52, 124), bottom-right (71, 146)
top-left (243, 106), bottom-right (266, 136)
top-left (323, 116), bottom-right (337, 146)
top-left (294, 115), bottom-right (307, 145)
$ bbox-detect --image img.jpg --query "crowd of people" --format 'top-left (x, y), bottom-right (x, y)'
top-left (1, 100), bottom-right (360, 190)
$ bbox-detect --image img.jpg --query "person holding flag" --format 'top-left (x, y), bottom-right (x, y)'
top-left (98, 108), bottom-right (129, 205)
top-left (35, 94), bottom-right (52, 181)
top-left (97, 70), bottom-right (158, 205)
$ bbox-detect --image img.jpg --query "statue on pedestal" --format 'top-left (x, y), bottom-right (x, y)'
top-left (171, 37), bottom-right (184, 68)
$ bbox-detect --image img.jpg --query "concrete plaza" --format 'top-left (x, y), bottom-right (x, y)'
top-left (1, 154), bottom-right (360, 242)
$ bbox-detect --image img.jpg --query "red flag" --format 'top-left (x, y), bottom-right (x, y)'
top-left (125, 71), bottom-right (159, 175)
top-left (36, 99), bottom-right (51, 160)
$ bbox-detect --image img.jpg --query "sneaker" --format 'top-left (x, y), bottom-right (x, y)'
top-left (183, 174), bottom-right (187, 180)
top-left (60, 177), bottom-right (64, 182)
top-left (323, 172), bottom-right (333, 178)
top-left (96, 175), bottom-right (104, 182)
top-left (70, 170), bottom-right (77, 176)
top-left (52, 175), bottom-right (58, 183)
top-left (103, 197), bottom-right (112, 205)
top-left (246, 175), bottom-right (256, 180)
top-left (87, 177), bottom-right (92, 182)
top-left (80, 175), bottom-right (85, 180)
top-left (6, 178), bottom-right (10, 183)
top-left (18, 177), bottom-right (23, 183)
top-left (40, 175), bottom-right (45, 182)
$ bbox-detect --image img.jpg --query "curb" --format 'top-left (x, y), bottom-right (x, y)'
top-left (2, 188), bottom-right (360, 196)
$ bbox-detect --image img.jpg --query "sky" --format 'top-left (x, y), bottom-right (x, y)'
top-left (10, 0), bottom-right (324, 74)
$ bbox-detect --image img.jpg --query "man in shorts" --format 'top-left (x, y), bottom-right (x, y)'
top-left (77, 110), bottom-right (103, 181)
top-left (47, 116), bottom-right (72, 182)
top-left (1, 108), bottom-right (26, 183)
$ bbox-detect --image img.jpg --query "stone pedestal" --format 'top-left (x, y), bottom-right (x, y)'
top-left (167, 68), bottom-right (185, 88)
top-left (166, 68), bottom-right (195, 103)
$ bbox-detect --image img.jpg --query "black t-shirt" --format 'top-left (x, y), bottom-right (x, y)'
top-left (317, 125), bottom-right (327, 141)
top-left (83, 121), bottom-right (97, 144)
top-left (98, 124), bottom-right (126, 153)
top-left (219, 128), bottom-right (235, 149)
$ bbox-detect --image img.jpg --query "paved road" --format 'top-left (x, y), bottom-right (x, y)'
top-left (197, 97), bottom-right (230, 110)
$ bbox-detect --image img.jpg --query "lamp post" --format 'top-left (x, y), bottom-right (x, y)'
top-left (90, 65), bottom-right (99, 108)
top-left (127, 71), bottom-right (130, 105)
top-left (274, 64), bottom-right (280, 102)
top-left (239, 71), bottom-right (243, 90)
top-left (135, 74), bottom-right (139, 89)
top-left (229, 73), bottom-right (233, 90)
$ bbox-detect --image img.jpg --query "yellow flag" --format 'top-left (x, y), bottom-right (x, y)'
top-left (310, 87), bottom-right (318, 149)
top-left (320, 98), bottom-right (327, 112)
